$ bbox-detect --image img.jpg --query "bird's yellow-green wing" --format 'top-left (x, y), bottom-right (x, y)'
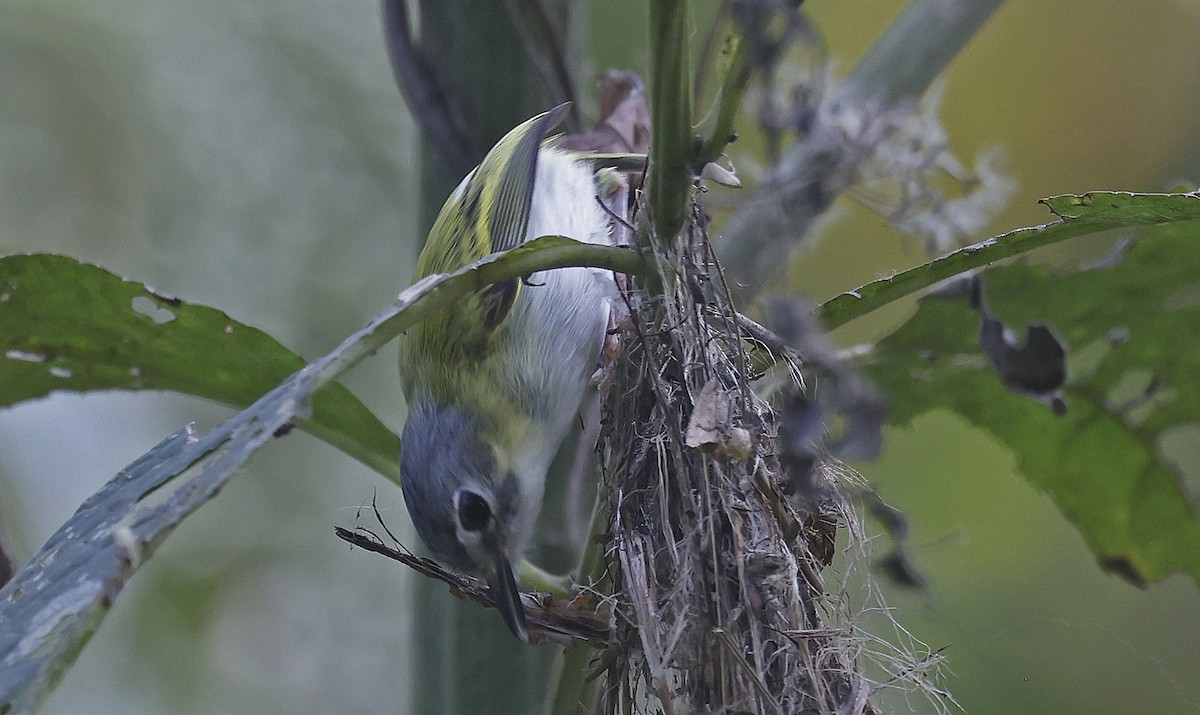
top-left (404, 105), bottom-right (569, 384)
top-left (415, 104), bottom-right (569, 277)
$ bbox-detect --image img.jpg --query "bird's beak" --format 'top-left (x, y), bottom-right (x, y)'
top-left (486, 547), bottom-right (528, 642)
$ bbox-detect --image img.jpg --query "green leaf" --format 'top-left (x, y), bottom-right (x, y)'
top-left (860, 221), bottom-right (1200, 587)
top-left (820, 190), bottom-right (1200, 331)
top-left (0, 253), bottom-right (400, 480)
top-left (1040, 191), bottom-right (1200, 223)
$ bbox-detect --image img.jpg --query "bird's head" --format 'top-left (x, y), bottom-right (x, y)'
top-left (399, 402), bottom-right (531, 641)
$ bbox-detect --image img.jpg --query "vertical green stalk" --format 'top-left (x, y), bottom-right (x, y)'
top-left (694, 18), bottom-right (750, 167)
top-left (409, 2), bottom-right (568, 712)
top-left (646, 0), bottom-right (694, 249)
top-left (543, 499), bottom-right (609, 715)
top-left (415, 1), bottom-right (548, 225)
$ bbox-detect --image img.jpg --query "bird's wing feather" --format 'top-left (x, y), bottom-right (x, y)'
top-left (459, 104), bottom-right (569, 333)
top-left (482, 105), bottom-right (568, 254)
top-left (405, 104), bottom-right (572, 372)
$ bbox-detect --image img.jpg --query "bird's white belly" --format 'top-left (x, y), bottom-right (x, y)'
top-left (502, 147), bottom-right (616, 545)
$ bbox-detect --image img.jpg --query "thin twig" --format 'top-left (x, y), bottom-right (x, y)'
top-left (335, 527), bottom-right (611, 647)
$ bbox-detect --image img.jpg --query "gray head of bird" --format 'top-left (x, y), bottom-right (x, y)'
top-left (399, 402), bottom-right (532, 641)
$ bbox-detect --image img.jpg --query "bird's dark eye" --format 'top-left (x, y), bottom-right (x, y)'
top-left (457, 491), bottom-right (492, 532)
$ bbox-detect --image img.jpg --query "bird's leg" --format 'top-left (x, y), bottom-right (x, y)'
top-left (515, 558), bottom-right (576, 598)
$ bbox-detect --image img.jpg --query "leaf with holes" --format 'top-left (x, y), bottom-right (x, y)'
top-left (859, 221), bottom-right (1200, 587)
top-left (0, 253), bottom-right (399, 478)
top-left (1040, 191), bottom-right (1200, 224)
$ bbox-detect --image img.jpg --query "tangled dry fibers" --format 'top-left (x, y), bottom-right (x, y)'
top-left (591, 198), bottom-right (944, 714)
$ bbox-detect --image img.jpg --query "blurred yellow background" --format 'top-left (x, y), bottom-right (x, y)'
top-left (2, 0), bottom-right (1198, 712)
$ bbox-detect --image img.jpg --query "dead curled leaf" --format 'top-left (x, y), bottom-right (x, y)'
top-left (685, 378), bottom-right (753, 461)
top-left (557, 70), bottom-right (651, 156)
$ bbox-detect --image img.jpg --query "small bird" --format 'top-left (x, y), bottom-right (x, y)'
top-left (398, 105), bottom-right (616, 641)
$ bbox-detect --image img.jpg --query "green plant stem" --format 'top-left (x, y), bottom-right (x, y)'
top-left (817, 219), bottom-right (1122, 330)
top-left (314, 239), bottom-right (646, 401)
top-left (543, 499), bottom-right (610, 715)
top-left (694, 20), bottom-right (750, 168)
top-left (647, 0), bottom-right (694, 249)
top-left (819, 190), bottom-right (1200, 329)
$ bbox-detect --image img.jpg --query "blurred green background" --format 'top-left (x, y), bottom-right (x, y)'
top-left (2, 0), bottom-right (1199, 713)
